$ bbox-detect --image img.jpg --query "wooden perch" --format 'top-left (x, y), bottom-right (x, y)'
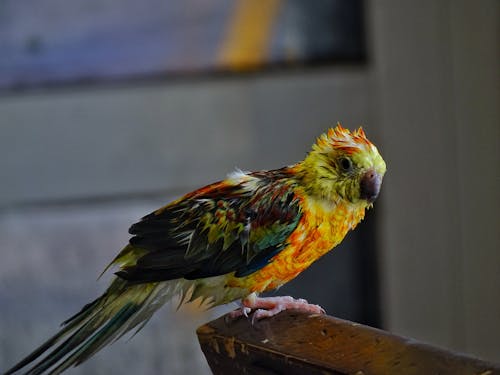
top-left (197, 311), bottom-right (500, 375)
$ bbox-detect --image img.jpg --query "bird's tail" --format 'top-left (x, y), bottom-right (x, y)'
top-left (4, 278), bottom-right (189, 375)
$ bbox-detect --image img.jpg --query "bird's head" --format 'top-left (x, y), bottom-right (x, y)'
top-left (297, 124), bottom-right (386, 207)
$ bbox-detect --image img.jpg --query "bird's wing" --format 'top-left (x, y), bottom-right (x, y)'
top-left (116, 174), bottom-right (302, 283)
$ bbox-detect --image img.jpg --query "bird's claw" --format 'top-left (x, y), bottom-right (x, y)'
top-left (227, 295), bottom-right (325, 324)
top-left (228, 306), bottom-right (251, 320)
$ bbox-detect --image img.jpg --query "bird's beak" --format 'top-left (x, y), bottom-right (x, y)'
top-left (360, 169), bottom-right (382, 203)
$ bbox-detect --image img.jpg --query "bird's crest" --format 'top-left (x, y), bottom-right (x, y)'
top-left (314, 123), bottom-right (373, 155)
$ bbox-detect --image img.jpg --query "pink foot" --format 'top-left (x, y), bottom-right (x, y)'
top-left (230, 293), bottom-right (325, 323)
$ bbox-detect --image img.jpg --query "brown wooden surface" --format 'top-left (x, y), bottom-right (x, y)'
top-left (197, 311), bottom-right (500, 375)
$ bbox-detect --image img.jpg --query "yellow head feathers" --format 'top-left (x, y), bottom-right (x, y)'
top-left (297, 123), bottom-right (386, 205)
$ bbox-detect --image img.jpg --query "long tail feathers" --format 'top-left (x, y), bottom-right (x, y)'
top-left (4, 278), bottom-right (188, 375)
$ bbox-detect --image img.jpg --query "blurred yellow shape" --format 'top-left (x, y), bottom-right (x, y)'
top-left (219, 0), bottom-right (282, 70)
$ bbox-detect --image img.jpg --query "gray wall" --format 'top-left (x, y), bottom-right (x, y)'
top-left (1, 1), bottom-right (499, 373)
top-left (371, 0), bottom-right (499, 361)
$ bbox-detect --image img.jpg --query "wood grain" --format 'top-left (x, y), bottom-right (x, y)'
top-left (197, 311), bottom-right (500, 375)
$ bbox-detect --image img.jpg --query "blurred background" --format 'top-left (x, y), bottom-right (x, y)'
top-left (0, 0), bottom-right (498, 373)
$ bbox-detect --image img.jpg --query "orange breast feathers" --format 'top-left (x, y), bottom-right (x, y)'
top-left (228, 196), bottom-right (366, 292)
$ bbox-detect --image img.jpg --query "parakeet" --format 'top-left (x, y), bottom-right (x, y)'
top-left (5, 124), bottom-right (386, 374)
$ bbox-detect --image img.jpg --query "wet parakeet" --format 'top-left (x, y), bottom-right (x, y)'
top-left (5, 124), bottom-right (386, 374)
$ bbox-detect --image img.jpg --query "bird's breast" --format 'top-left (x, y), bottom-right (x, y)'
top-left (227, 197), bottom-right (366, 293)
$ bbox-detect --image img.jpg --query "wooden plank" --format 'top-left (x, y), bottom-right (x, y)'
top-left (197, 311), bottom-right (500, 375)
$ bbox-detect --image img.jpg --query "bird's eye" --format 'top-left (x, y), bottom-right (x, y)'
top-left (339, 157), bottom-right (353, 172)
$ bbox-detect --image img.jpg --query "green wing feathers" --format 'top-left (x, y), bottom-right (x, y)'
top-left (116, 170), bottom-right (302, 282)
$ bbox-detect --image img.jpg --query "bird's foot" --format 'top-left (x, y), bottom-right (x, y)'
top-left (229, 293), bottom-right (325, 323)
